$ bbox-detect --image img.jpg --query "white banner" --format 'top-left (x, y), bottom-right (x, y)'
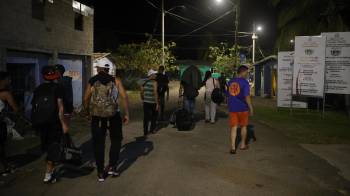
top-left (277, 52), bottom-right (307, 108)
top-left (293, 36), bottom-right (326, 97)
top-left (322, 32), bottom-right (350, 94)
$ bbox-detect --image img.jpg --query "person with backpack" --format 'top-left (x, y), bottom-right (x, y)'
top-left (226, 65), bottom-right (254, 154)
top-left (203, 71), bottom-right (220, 124)
top-left (0, 72), bottom-right (19, 176)
top-left (140, 69), bottom-right (159, 137)
top-left (31, 66), bottom-right (68, 183)
top-left (83, 64), bottom-right (129, 182)
top-left (179, 81), bottom-right (198, 119)
top-left (55, 64), bottom-right (74, 126)
top-left (155, 66), bottom-right (169, 121)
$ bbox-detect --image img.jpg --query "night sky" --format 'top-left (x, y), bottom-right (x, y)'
top-left (82, 0), bottom-right (277, 60)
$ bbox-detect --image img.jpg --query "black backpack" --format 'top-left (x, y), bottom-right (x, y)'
top-left (58, 76), bottom-right (74, 113)
top-left (31, 83), bottom-right (59, 126)
top-left (183, 85), bottom-right (199, 100)
top-left (175, 109), bottom-right (194, 131)
top-left (211, 88), bottom-right (224, 104)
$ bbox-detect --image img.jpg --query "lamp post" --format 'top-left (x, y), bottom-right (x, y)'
top-left (162, 0), bottom-right (165, 67)
top-left (252, 24), bottom-right (262, 63)
top-left (161, 2), bottom-right (185, 67)
top-left (215, 0), bottom-right (240, 67)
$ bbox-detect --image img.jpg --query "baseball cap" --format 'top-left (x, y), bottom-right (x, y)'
top-left (42, 66), bottom-right (60, 81)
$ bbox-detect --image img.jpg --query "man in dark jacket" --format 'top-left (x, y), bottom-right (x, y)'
top-left (155, 66), bottom-right (169, 121)
top-left (55, 64), bottom-right (74, 126)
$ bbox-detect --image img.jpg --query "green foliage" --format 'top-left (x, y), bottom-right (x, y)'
top-left (111, 37), bottom-right (176, 73)
top-left (271, 0), bottom-right (350, 51)
top-left (208, 43), bottom-right (244, 74)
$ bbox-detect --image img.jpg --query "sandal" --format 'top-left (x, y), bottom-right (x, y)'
top-left (230, 149), bottom-right (236, 154)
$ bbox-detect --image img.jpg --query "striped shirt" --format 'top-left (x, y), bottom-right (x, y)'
top-left (143, 80), bottom-right (156, 103)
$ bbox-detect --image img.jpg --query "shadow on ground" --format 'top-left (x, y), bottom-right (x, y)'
top-left (117, 137), bottom-right (154, 174)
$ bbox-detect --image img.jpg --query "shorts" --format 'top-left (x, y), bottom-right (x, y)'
top-left (36, 123), bottom-right (63, 152)
top-left (229, 111), bottom-right (249, 127)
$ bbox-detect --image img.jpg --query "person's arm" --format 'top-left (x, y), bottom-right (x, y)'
top-left (140, 84), bottom-right (145, 101)
top-left (244, 82), bottom-right (253, 116)
top-left (245, 96), bottom-right (254, 116)
top-left (58, 98), bottom-right (69, 133)
top-left (5, 92), bottom-right (19, 113)
top-left (116, 78), bottom-right (130, 124)
top-left (153, 81), bottom-right (160, 111)
top-left (83, 83), bottom-right (92, 115)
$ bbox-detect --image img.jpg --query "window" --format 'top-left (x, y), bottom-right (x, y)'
top-left (74, 12), bottom-right (84, 31)
top-left (32, 0), bottom-right (45, 21)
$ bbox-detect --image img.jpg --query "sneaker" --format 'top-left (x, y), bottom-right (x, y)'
top-left (43, 172), bottom-right (56, 183)
top-left (97, 173), bottom-right (105, 182)
top-left (107, 166), bottom-right (120, 177)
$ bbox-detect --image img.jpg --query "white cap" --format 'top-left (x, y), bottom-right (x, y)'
top-left (147, 69), bottom-right (158, 77)
top-left (95, 64), bottom-right (110, 68)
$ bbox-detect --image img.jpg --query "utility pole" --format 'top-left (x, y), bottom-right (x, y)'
top-left (252, 23), bottom-right (258, 63)
top-left (233, 0), bottom-right (240, 68)
top-left (161, 0), bottom-right (165, 67)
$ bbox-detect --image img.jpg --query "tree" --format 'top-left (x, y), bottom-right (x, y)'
top-left (271, 0), bottom-right (350, 51)
top-left (208, 43), bottom-right (246, 74)
top-left (111, 37), bottom-right (176, 73)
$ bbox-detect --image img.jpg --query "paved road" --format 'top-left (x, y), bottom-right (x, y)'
top-left (1, 83), bottom-right (350, 195)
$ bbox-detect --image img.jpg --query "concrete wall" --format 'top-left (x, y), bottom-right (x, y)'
top-left (0, 0), bottom-right (93, 69)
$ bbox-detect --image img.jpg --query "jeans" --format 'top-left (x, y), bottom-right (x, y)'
top-left (143, 102), bottom-right (157, 135)
top-left (91, 113), bottom-right (123, 173)
top-left (184, 97), bottom-right (195, 115)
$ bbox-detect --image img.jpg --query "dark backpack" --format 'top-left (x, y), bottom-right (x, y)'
top-left (211, 88), bottom-right (224, 104)
top-left (31, 84), bottom-right (59, 126)
top-left (175, 109), bottom-right (194, 131)
top-left (183, 85), bottom-right (199, 100)
top-left (59, 76), bottom-right (74, 113)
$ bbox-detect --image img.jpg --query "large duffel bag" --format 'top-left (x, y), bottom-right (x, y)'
top-left (170, 108), bottom-right (194, 131)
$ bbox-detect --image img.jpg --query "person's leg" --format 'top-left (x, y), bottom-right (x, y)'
top-left (143, 102), bottom-right (151, 136)
top-left (205, 101), bottom-right (210, 121)
top-left (229, 113), bottom-right (239, 152)
top-left (91, 117), bottom-right (107, 174)
top-left (190, 99), bottom-right (196, 119)
top-left (108, 113), bottom-right (123, 175)
top-left (183, 98), bottom-right (190, 112)
top-left (0, 142), bottom-right (8, 172)
top-left (210, 101), bottom-right (217, 123)
top-left (240, 126), bottom-right (248, 149)
top-left (150, 103), bottom-right (157, 133)
top-left (239, 111), bottom-right (249, 149)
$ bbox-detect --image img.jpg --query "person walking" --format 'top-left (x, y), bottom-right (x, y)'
top-left (226, 65), bottom-right (253, 154)
top-left (55, 64), bottom-right (74, 126)
top-left (155, 66), bottom-right (169, 121)
top-left (0, 72), bottom-right (19, 176)
top-left (141, 69), bottom-right (159, 136)
top-left (83, 64), bottom-right (129, 182)
top-left (31, 66), bottom-right (68, 183)
top-left (179, 81), bottom-right (198, 119)
top-left (203, 71), bottom-right (220, 124)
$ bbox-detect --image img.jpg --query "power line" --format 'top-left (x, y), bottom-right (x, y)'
top-left (176, 9), bottom-right (234, 40)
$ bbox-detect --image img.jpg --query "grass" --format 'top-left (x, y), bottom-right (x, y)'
top-left (252, 98), bottom-right (350, 144)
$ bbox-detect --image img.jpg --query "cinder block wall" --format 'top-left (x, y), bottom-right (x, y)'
top-left (0, 0), bottom-right (93, 59)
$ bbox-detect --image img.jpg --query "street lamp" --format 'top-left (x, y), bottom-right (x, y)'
top-left (161, 1), bottom-right (185, 67)
top-left (252, 24), bottom-right (262, 63)
top-left (214, 0), bottom-right (240, 67)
